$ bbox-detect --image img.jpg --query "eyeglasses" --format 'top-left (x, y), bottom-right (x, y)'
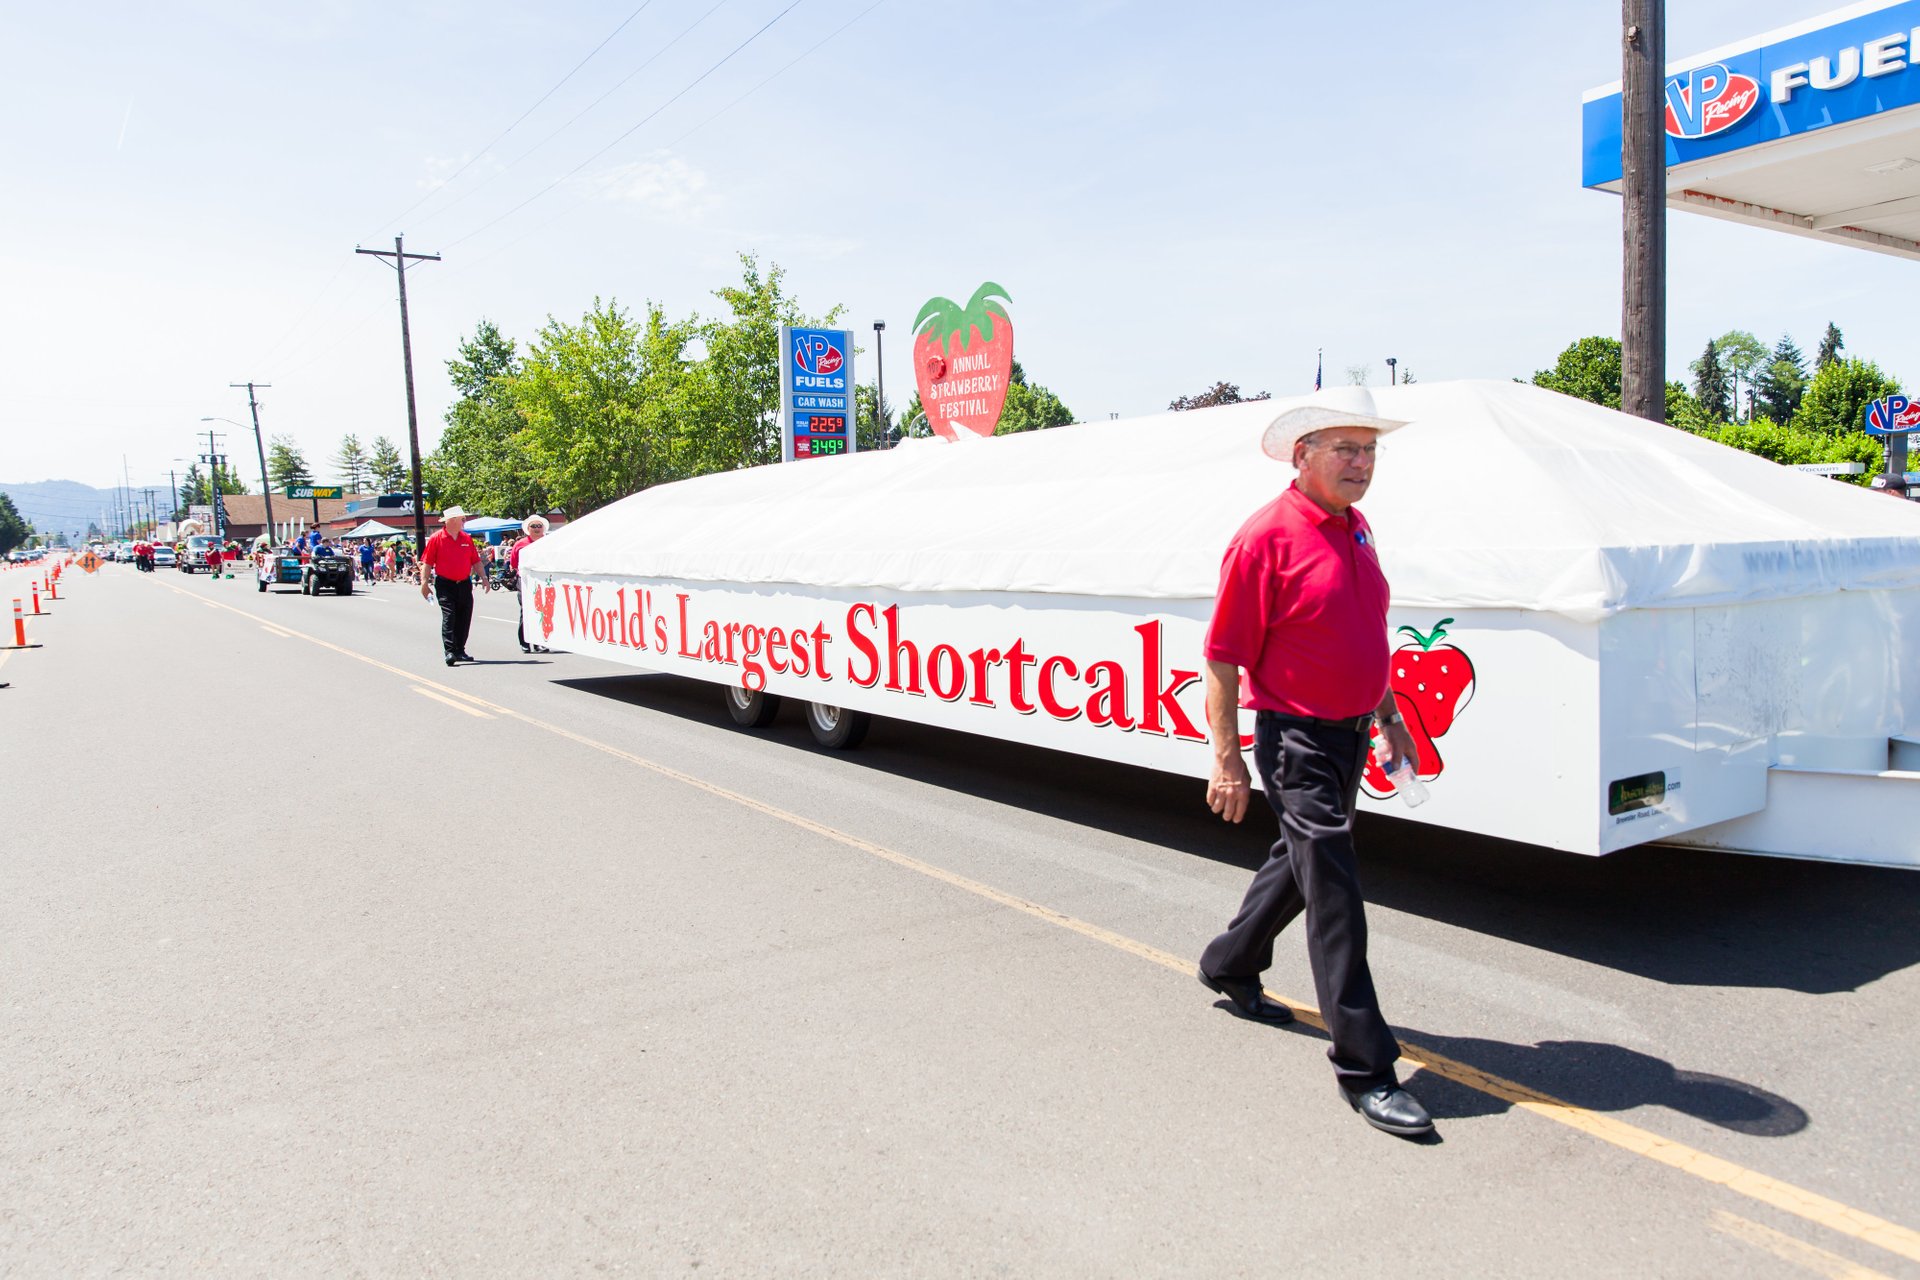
top-left (1312, 442), bottom-right (1380, 462)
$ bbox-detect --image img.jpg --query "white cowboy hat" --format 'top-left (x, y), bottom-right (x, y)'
top-left (442, 505), bottom-right (470, 521)
top-left (1260, 386), bottom-right (1411, 462)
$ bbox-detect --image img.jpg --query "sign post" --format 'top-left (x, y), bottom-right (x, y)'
top-left (778, 326), bottom-right (856, 462)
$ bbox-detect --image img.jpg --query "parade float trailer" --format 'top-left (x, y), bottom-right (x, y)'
top-left (519, 380), bottom-right (1920, 867)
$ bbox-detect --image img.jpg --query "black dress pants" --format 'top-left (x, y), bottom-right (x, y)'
top-left (1200, 713), bottom-right (1402, 1091)
top-left (434, 576), bottom-right (474, 659)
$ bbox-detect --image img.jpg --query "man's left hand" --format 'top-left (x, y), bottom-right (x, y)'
top-left (1373, 719), bottom-right (1419, 775)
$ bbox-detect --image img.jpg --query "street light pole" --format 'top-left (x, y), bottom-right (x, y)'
top-left (1386, 357), bottom-right (1398, 386)
top-left (873, 320), bottom-right (887, 449)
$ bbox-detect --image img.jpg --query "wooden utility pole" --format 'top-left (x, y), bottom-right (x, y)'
top-left (230, 381), bottom-right (275, 539)
top-left (1621, 0), bottom-right (1667, 422)
top-left (356, 235), bottom-right (441, 552)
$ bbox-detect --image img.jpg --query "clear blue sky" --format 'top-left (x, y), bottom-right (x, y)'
top-left (0, 0), bottom-right (1893, 491)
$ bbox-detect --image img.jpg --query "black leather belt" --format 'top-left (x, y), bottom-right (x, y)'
top-left (1257, 710), bottom-right (1375, 733)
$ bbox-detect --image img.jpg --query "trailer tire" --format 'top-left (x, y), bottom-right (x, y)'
top-left (805, 702), bottom-right (870, 750)
top-left (724, 685), bottom-right (782, 729)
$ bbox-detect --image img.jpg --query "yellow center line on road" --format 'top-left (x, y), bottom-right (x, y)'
top-left (1712, 1210), bottom-right (1894, 1279)
top-left (260, 625), bottom-right (292, 638)
top-left (152, 576), bottom-right (1920, 1269)
top-left (411, 685), bottom-right (493, 718)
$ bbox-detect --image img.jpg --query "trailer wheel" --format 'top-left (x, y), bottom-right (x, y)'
top-left (805, 701), bottom-right (870, 750)
top-left (724, 685), bottom-right (782, 729)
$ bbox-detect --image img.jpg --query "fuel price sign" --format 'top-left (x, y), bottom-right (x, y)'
top-left (779, 326), bottom-right (857, 463)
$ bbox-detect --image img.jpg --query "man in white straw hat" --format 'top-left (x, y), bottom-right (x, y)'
top-left (1196, 385), bottom-right (1434, 1138)
top-left (419, 505), bottom-right (490, 666)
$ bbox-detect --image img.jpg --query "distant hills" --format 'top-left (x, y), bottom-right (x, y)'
top-left (0, 480), bottom-right (131, 538)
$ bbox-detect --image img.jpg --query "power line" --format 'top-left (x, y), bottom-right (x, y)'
top-left (461, 0), bottom-right (891, 273)
top-left (445, 0), bottom-right (810, 252)
top-left (367, 0), bottom-right (663, 238)
top-left (408, 0), bottom-right (736, 238)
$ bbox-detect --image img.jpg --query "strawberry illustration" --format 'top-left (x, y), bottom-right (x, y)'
top-left (533, 582), bottom-right (557, 639)
top-left (1390, 617), bottom-right (1475, 735)
top-left (1363, 690), bottom-right (1443, 796)
top-left (912, 282), bottom-right (1014, 441)
top-left (1363, 618), bottom-right (1476, 800)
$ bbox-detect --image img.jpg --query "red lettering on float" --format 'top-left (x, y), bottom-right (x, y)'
top-left (927, 644), bottom-right (966, 702)
top-left (1085, 660), bottom-right (1133, 729)
top-left (846, 603), bottom-right (880, 687)
top-left (883, 605), bottom-right (922, 695)
top-left (1135, 620), bottom-right (1203, 741)
top-left (1005, 639), bottom-right (1037, 714)
top-left (1038, 655), bottom-right (1080, 721)
top-left (966, 648), bottom-right (1002, 707)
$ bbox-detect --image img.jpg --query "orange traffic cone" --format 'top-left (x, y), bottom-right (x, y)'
top-left (29, 584), bottom-right (43, 615)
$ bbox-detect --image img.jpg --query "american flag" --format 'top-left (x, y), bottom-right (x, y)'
top-left (1314, 349), bottom-right (1322, 391)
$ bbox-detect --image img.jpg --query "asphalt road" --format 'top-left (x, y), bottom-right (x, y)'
top-left (3, 563), bottom-right (1918, 1278)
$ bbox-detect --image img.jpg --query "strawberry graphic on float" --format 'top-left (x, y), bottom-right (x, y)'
top-left (533, 582), bottom-right (558, 640)
top-left (913, 282), bottom-right (1014, 441)
top-left (1364, 617), bottom-right (1477, 798)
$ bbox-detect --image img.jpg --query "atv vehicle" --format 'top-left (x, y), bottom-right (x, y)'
top-left (301, 552), bottom-right (354, 596)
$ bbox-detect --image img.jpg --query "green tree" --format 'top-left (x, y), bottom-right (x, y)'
top-left (332, 434), bottom-right (369, 492)
top-left (1690, 340), bottom-right (1731, 421)
top-left (1666, 380), bottom-right (1709, 431)
top-left (854, 382), bottom-right (897, 451)
top-left (1756, 333), bottom-right (1808, 424)
top-left (0, 492), bottom-right (28, 556)
top-left (512, 298), bottom-right (702, 515)
top-left (1701, 418), bottom-right (1884, 477)
top-left (1714, 330), bottom-right (1767, 421)
top-left (1816, 322), bottom-right (1845, 369)
top-left (1170, 382), bottom-right (1272, 411)
top-left (994, 361), bottom-right (1075, 434)
top-left (1792, 355), bottom-right (1899, 436)
top-left (1531, 336), bottom-right (1621, 408)
top-left (267, 435), bottom-right (313, 489)
top-left (368, 435), bottom-right (406, 492)
top-left (427, 320), bottom-right (548, 517)
top-left (697, 254), bottom-right (845, 473)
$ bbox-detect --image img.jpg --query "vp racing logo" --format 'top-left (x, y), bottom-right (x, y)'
top-left (1664, 63), bottom-right (1761, 139)
top-left (792, 333), bottom-right (844, 377)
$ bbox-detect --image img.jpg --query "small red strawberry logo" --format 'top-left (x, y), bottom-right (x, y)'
top-left (913, 282), bottom-right (1014, 441)
top-left (1363, 618), bottom-right (1477, 799)
top-left (533, 582), bottom-right (557, 639)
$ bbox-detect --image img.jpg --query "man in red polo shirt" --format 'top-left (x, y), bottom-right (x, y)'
top-left (419, 506), bottom-right (490, 666)
top-left (1197, 386), bottom-right (1433, 1139)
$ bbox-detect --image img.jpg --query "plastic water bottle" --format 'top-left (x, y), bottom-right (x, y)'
top-left (1386, 757), bottom-right (1430, 808)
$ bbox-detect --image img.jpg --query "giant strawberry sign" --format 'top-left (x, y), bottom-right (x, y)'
top-left (1364, 617), bottom-right (1478, 798)
top-left (913, 282), bottom-right (1014, 441)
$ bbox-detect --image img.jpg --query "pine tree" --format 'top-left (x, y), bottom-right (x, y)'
top-left (333, 434), bottom-right (369, 492)
top-left (1690, 340), bottom-right (1731, 421)
top-left (1816, 322), bottom-right (1844, 369)
top-left (267, 435), bottom-right (313, 489)
top-left (1756, 333), bottom-right (1808, 423)
top-left (368, 436), bottom-right (406, 492)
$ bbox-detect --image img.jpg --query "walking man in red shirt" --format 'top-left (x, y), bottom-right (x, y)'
top-left (419, 506), bottom-right (490, 666)
top-left (1198, 386), bottom-right (1433, 1138)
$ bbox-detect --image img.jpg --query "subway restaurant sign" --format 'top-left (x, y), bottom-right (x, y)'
top-left (286, 485), bottom-right (344, 499)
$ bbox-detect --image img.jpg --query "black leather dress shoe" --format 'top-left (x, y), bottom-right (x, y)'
top-left (445, 655), bottom-right (457, 666)
top-left (457, 652), bottom-right (476, 663)
top-left (1339, 1083), bottom-right (1435, 1137)
top-left (1197, 968), bottom-right (1295, 1024)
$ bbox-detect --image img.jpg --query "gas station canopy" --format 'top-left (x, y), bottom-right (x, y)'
top-left (1585, 0), bottom-right (1920, 261)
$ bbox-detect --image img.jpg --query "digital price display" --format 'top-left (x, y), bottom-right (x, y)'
top-left (795, 438), bottom-right (848, 457)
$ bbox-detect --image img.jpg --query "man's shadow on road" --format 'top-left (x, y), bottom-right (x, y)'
top-left (1396, 1030), bottom-right (1810, 1135)
top-left (1231, 1012), bottom-right (1808, 1136)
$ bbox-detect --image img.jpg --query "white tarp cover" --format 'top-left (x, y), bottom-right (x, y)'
top-left (522, 379), bottom-right (1920, 620)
